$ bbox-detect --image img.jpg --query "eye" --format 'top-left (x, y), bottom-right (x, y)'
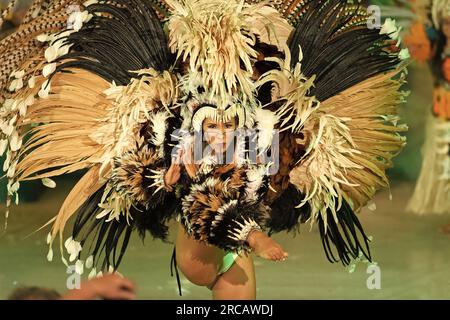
top-left (225, 123), bottom-right (234, 129)
top-left (207, 124), bottom-right (217, 129)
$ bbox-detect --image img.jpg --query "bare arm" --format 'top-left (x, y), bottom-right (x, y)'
top-left (62, 274), bottom-right (136, 300)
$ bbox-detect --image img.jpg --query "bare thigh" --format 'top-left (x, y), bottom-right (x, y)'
top-left (212, 253), bottom-right (256, 300)
top-left (175, 222), bottom-right (224, 287)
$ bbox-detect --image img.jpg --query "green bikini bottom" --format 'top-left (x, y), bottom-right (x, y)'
top-left (170, 246), bottom-right (239, 295)
top-left (207, 251), bottom-right (239, 290)
top-left (218, 251), bottom-right (239, 275)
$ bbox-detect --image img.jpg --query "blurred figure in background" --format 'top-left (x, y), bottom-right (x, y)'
top-left (8, 273), bottom-right (136, 300)
top-left (403, 0), bottom-right (450, 231)
top-left (8, 287), bottom-right (61, 300)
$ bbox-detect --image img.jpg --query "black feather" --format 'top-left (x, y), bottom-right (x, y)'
top-left (133, 192), bottom-right (180, 241)
top-left (288, 0), bottom-right (401, 101)
top-left (266, 183), bottom-right (311, 236)
top-left (50, 0), bottom-right (173, 85)
top-left (318, 199), bottom-right (372, 266)
top-left (71, 185), bottom-right (134, 271)
top-left (205, 201), bottom-right (270, 253)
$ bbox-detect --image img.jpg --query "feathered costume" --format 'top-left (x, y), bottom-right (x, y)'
top-left (0, 0), bottom-right (408, 294)
top-left (401, 0), bottom-right (450, 214)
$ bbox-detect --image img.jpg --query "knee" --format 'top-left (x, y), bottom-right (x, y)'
top-left (181, 268), bottom-right (218, 287)
top-left (176, 254), bottom-right (218, 287)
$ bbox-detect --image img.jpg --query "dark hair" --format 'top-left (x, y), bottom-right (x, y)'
top-left (7, 286), bottom-right (61, 300)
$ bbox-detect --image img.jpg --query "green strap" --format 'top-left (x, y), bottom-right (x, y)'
top-left (218, 251), bottom-right (239, 275)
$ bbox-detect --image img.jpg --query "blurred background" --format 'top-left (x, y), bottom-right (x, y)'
top-left (0, 0), bottom-right (449, 300)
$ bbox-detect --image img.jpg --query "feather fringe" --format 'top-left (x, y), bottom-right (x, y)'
top-left (290, 68), bottom-right (408, 227)
top-left (256, 44), bottom-right (319, 134)
top-left (167, 0), bottom-right (291, 105)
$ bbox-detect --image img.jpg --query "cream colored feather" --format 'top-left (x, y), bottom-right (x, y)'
top-left (15, 69), bottom-right (111, 181)
top-left (167, 0), bottom-right (292, 106)
top-left (290, 68), bottom-right (408, 226)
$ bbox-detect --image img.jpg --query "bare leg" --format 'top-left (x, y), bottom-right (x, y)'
top-left (175, 222), bottom-right (224, 287)
top-left (211, 254), bottom-right (256, 300)
top-left (175, 223), bottom-right (283, 299)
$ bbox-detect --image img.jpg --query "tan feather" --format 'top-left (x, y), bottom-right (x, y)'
top-left (49, 164), bottom-right (108, 242)
top-left (13, 70), bottom-right (111, 181)
top-left (290, 68), bottom-right (408, 225)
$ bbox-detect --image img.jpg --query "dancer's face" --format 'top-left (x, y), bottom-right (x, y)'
top-left (202, 117), bottom-right (237, 154)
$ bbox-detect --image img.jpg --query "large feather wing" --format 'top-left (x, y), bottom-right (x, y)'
top-left (258, 0), bottom-right (409, 265)
top-left (0, 0), bottom-right (176, 270)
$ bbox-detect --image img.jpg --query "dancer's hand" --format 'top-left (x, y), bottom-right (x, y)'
top-left (165, 147), bottom-right (182, 187)
top-left (246, 230), bottom-right (288, 262)
top-left (180, 141), bottom-right (198, 179)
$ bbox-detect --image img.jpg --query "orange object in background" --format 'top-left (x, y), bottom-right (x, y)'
top-left (442, 58), bottom-right (450, 82)
top-left (432, 87), bottom-right (450, 120)
top-left (404, 21), bottom-right (432, 64)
